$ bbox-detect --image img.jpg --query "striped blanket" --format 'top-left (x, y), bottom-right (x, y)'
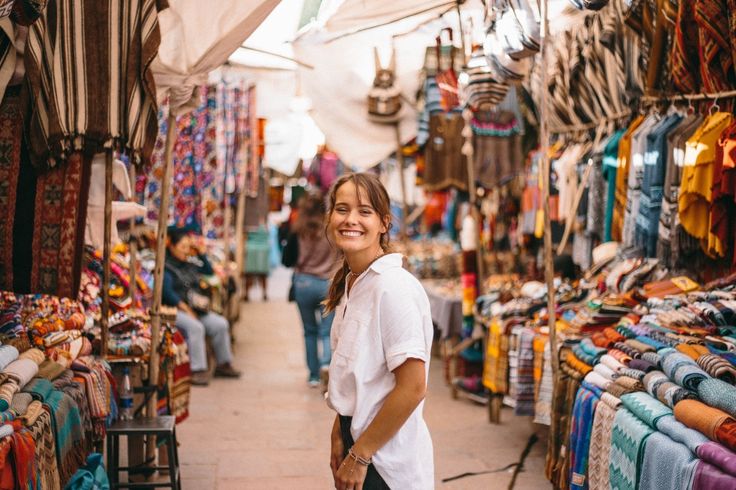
top-left (23, 0), bottom-right (161, 168)
top-left (23, 378), bottom-right (85, 483)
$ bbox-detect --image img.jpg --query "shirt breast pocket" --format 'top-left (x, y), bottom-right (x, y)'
top-left (334, 318), bottom-right (362, 365)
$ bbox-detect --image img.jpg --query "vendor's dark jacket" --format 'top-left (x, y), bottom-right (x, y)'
top-left (162, 253), bottom-right (214, 307)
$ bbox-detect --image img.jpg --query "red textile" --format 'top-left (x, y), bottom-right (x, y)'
top-left (716, 420), bottom-right (736, 452)
top-left (30, 152), bottom-right (91, 298)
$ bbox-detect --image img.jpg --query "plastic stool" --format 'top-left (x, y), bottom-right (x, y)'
top-left (106, 416), bottom-right (181, 489)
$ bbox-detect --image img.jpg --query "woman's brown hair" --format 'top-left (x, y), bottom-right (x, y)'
top-left (293, 192), bottom-right (326, 240)
top-left (323, 173), bottom-right (392, 313)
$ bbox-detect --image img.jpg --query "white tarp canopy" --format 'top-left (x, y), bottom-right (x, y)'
top-left (319, 0), bottom-right (460, 35)
top-left (293, 1), bottom-right (483, 170)
top-left (152, 0), bottom-right (281, 113)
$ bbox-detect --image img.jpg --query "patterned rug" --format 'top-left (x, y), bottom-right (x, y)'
top-left (0, 86), bottom-right (90, 298)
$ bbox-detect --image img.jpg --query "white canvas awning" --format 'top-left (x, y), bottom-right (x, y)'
top-left (152, 0), bottom-right (281, 114)
top-left (293, 1), bottom-right (483, 170)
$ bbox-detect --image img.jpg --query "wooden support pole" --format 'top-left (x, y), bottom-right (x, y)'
top-left (393, 123), bottom-right (409, 241)
top-left (100, 150), bottom-right (114, 359)
top-left (128, 164), bottom-right (138, 305)
top-left (539, 0), bottom-right (559, 378)
top-left (147, 113), bottom-right (177, 466)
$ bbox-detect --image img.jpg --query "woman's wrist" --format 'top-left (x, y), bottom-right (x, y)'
top-left (350, 442), bottom-right (374, 462)
top-left (348, 447), bottom-right (372, 466)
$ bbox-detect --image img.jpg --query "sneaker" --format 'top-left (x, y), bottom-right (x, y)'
top-left (308, 379), bottom-right (320, 388)
top-left (214, 364), bottom-right (242, 378)
top-left (191, 371), bottom-right (210, 386)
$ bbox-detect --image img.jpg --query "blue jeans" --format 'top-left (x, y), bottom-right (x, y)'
top-left (176, 310), bottom-right (233, 372)
top-left (293, 273), bottom-right (334, 381)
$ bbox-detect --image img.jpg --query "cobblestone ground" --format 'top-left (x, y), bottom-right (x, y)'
top-left (177, 267), bottom-right (551, 489)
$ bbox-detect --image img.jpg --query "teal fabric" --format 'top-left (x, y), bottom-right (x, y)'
top-left (64, 453), bottom-right (110, 490)
top-left (621, 392), bottom-right (672, 428)
top-left (639, 431), bottom-right (697, 490)
top-left (610, 408), bottom-right (655, 490)
top-left (698, 378), bottom-right (736, 418)
top-left (603, 129), bottom-right (625, 242)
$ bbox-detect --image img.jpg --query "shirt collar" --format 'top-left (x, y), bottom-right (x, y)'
top-left (368, 253), bottom-right (403, 274)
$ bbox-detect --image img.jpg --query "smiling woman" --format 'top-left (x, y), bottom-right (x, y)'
top-left (324, 173), bottom-right (434, 490)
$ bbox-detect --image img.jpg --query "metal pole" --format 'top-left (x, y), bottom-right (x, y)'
top-left (393, 123), bottom-right (410, 241)
top-left (100, 150), bottom-right (114, 359)
top-left (539, 0), bottom-right (559, 376)
top-left (147, 112), bottom-right (177, 465)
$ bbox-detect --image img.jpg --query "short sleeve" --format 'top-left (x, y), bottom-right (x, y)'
top-left (379, 285), bottom-right (428, 372)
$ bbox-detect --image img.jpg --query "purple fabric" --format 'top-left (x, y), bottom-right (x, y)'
top-left (693, 461), bottom-right (736, 490)
top-left (697, 442), bottom-right (736, 478)
top-left (630, 358), bottom-right (657, 373)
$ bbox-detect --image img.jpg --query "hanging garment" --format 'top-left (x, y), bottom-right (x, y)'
top-left (658, 113), bottom-right (704, 267)
top-left (636, 113), bottom-right (683, 257)
top-left (423, 112), bottom-right (468, 191)
top-left (679, 112), bottom-right (733, 257)
top-left (602, 129), bottom-right (625, 242)
top-left (568, 383), bottom-right (602, 490)
top-left (623, 114), bottom-right (661, 249)
top-left (472, 110), bottom-right (523, 189)
top-left (710, 120), bottom-right (736, 264)
top-left (22, 0), bottom-right (161, 168)
top-left (613, 116), bottom-right (645, 241)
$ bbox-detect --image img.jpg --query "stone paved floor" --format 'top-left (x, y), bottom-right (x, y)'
top-left (177, 268), bottom-right (551, 489)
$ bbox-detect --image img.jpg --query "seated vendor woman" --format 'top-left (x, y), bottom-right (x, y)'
top-left (163, 227), bottom-right (241, 385)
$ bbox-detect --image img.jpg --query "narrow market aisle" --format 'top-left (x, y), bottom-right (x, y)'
top-left (177, 267), bottom-right (550, 489)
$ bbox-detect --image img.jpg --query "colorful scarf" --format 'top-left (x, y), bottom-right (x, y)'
top-left (656, 415), bottom-right (709, 452)
top-left (674, 399), bottom-right (732, 440)
top-left (27, 406), bottom-right (60, 490)
top-left (0, 348), bottom-right (18, 374)
top-left (3, 358), bottom-right (40, 388)
top-left (697, 355), bottom-right (736, 383)
top-left (629, 358), bottom-right (657, 373)
top-left (608, 349), bottom-right (633, 365)
top-left (662, 351), bottom-right (711, 391)
top-left (641, 352), bottom-right (661, 366)
top-left (569, 383), bottom-right (603, 489)
top-left (698, 378), bottom-right (736, 418)
top-left (601, 354), bottom-right (626, 373)
top-left (589, 393), bottom-right (621, 490)
top-left (22, 378), bottom-right (85, 482)
top-left (513, 328), bottom-right (536, 416)
top-left (10, 421), bottom-right (37, 490)
top-left (585, 371), bottom-right (613, 391)
top-left (697, 441), bottom-right (736, 477)
top-left (610, 408), bottom-right (654, 490)
top-left (639, 430), bottom-right (698, 490)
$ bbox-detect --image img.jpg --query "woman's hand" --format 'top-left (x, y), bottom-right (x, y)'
top-left (334, 456), bottom-right (368, 490)
top-left (330, 417), bottom-right (344, 482)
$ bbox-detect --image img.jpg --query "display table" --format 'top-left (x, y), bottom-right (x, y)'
top-left (422, 280), bottom-right (463, 339)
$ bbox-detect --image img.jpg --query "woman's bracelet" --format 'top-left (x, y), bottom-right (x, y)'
top-left (348, 447), bottom-right (372, 466)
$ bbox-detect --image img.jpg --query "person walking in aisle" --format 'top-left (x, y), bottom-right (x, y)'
top-left (325, 173), bottom-right (434, 490)
top-left (163, 227), bottom-right (241, 386)
top-left (283, 192), bottom-right (338, 388)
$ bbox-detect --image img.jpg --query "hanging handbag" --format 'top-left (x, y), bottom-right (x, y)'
top-left (434, 29), bottom-right (461, 111)
top-left (367, 47), bottom-right (403, 123)
top-left (423, 27), bottom-right (464, 76)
